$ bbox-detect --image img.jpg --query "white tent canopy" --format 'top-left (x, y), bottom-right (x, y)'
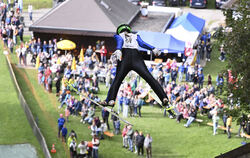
top-left (166, 25), bottom-right (200, 46)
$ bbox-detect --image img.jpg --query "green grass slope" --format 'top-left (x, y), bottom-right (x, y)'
top-left (0, 48), bottom-right (43, 157)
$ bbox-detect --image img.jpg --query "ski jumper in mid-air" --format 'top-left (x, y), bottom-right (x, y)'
top-left (101, 24), bottom-right (174, 116)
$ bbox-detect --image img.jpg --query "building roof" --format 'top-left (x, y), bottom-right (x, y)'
top-left (29, 0), bottom-right (140, 37)
top-left (131, 12), bottom-right (174, 33)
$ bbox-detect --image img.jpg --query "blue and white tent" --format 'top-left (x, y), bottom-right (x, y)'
top-left (137, 31), bottom-right (185, 53)
top-left (166, 12), bottom-right (205, 46)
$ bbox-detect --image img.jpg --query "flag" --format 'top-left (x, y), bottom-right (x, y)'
top-left (35, 55), bottom-right (40, 69)
top-left (71, 57), bottom-right (76, 71)
top-left (79, 48), bottom-right (84, 62)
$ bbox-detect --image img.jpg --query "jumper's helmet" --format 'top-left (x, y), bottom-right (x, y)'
top-left (116, 24), bottom-right (132, 34)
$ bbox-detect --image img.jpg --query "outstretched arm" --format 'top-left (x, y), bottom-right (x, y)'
top-left (114, 34), bottom-right (124, 50)
top-left (137, 34), bottom-right (155, 50)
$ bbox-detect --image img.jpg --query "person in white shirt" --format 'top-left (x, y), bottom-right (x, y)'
top-left (92, 135), bottom-right (100, 158)
top-left (78, 140), bottom-right (88, 158)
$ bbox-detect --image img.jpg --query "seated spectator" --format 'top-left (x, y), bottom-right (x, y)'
top-left (84, 107), bottom-right (95, 124)
top-left (184, 108), bottom-right (197, 128)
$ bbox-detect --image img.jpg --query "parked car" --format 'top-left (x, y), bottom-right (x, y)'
top-left (151, 0), bottom-right (166, 6)
top-left (215, 0), bottom-right (228, 9)
top-left (190, 0), bottom-right (207, 8)
top-left (128, 0), bottom-right (141, 5)
top-left (169, 0), bottom-right (179, 6)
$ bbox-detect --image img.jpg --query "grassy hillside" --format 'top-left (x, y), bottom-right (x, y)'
top-left (7, 38), bottom-right (249, 158)
top-left (0, 47), bottom-right (43, 157)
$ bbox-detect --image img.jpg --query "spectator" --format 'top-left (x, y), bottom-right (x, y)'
top-left (207, 74), bottom-right (212, 85)
top-left (28, 4), bottom-right (32, 21)
top-left (92, 135), bottom-right (100, 158)
top-left (78, 140), bottom-right (88, 158)
top-left (184, 108), bottom-right (197, 128)
top-left (136, 131), bottom-right (145, 156)
top-left (211, 110), bottom-right (219, 135)
top-left (126, 125), bottom-right (134, 152)
top-left (69, 138), bottom-right (77, 158)
top-left (226, 115), bottom-right (232, 138)
top-left (100, 45), bottom-right (107, 63)
top-left (216, 74), bottom-right (224, 94)
top-left (61, 124), bottom-right (68, 142)
top-left (84, 107), bottom-right (95, 124)
top-left (58, 113), bottom-right (66, 138)
top-left (144, 133), bottom-right (153, 158)
top-left (206, 41), bottom-right (212, 61)
top-left (219, 45), bottom-right (226, 62)
top-left (133, 130), bottom-right (139, 154)
top-left (123, 93), bottom-right (130, 118)
top-left (178, 62), bottom-right (185, 82)
top-left (122, 125), bottom-right (128, 148)
top-left (102, 108), bottom-right (110, 130)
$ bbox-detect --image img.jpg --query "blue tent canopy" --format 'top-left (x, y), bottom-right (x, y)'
top-left (137, 31), bottom-right (185, 53)
top-left (169, 12), bottom-right (205, 33)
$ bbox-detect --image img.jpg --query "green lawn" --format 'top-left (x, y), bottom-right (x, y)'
top-left (6, 36), bottom-right (249, 158)
top-left (0, 47), bottom-right (43, 157)
top-left (23, 0), bottom-right (52, 10)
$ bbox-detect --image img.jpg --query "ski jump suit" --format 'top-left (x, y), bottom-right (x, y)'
top-left (105, 32), bottom-right (172, 116)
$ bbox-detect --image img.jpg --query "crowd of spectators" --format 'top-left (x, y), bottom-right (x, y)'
top-left (1, 6), bottom-right (249, 155)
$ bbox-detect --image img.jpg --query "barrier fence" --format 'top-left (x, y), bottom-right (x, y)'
top-left (5, 56), bottom-right (51, 158)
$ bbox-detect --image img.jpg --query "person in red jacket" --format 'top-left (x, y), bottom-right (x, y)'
top-left (100, 45), bottom-right (107, 63)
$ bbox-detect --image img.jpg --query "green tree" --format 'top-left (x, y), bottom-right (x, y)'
top-left (222, 0), bottom-right (250, 120)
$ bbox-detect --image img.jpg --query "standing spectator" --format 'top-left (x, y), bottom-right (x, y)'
top-left (198, 70), bottom-right (204, 89)
top-left (216, 73), bottom-right (224, 94)
top-left (212, 110), bottom-right (219, 135)
top-left (18, 25), bottom-right (24, 42)
top-left (102, 109), bottom-right (110, 130)
top-left (144, 133), bottom-right (153, 158)
top-left (226, 115), bottom-right (232, 138)
top-left (65, 106), bottom-right (70, 122)
top-left (69, 139), bottom-right (77, 158)
top-left (171, 67), bottom-right (177, 82)
top-left (117, 90), bottom-right (124, 114)
top-left (54, 72), bottom-right (61, 96)
top-left (178, 63), bottom-right (185, 82)
top-left (17, 0), bottom-right (23, 13)
top-left (92, 135), bottom-right (100, 158)
top-left (78, 140), bottom-right (88, 158)
top-left (207, 74), bottom-right (212, 85)
top-left (123, 93), bottom-right (130, 118)
top-left (8, 38), bottom-right (14, 54)
top-left (206, 41), bottom-right (212, 61)
top-left (222, 110), bottom-right (228, 133)
top-left (126, 125), bottom-right (134, 152)
top-left (85, 45), bottom-right (93, 57)
top-left (136, 131), bottom-right (145, 156)
top-left (100, 45), bottom-right (107, 63)
top-left (219, 45), bottom-right (226, 62)
top-left (133, 130), bottom-right (139, 154)
top-left (122, 125), bottom-right (128, 148)
top-left (61, 124), bottom-right (68, 142)
top-left (58, 113), bottom-right (66, 138)
top-left (28, 4), bottom-right (33, 21)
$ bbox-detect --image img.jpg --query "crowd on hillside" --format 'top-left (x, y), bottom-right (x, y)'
top-left (0, 1), bottom-right (24, 54)
top-left (1, 5), bottom-right (250, 155)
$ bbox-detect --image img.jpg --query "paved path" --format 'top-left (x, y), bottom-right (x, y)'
top-left (181, 7), bottom-right (226, 31)
top-left (22, 8), bottom-right (51, 35)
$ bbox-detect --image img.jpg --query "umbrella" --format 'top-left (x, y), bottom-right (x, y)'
top-left (57, 40), bottom-right (76, 50)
